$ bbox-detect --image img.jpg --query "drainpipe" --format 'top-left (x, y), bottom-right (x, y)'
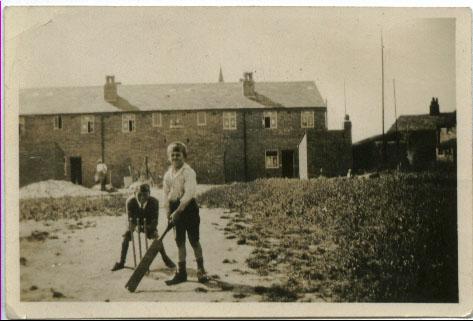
top-left (101, 114), bottom-right (105, 163)
top-left (243, 111), bottom-right (248, 181)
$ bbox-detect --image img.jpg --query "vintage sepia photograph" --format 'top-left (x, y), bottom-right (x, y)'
top-left (4, 5), bottom-right (472, 318)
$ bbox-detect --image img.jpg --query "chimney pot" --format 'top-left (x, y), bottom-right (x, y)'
top-left (243, 72), bottom-right (255, 97)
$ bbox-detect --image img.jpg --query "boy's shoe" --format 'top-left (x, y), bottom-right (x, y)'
top-left (165, 271), bottom-right (187, 286)
top-left (111, 262), bottom-right (125, 271)
top-left (197, 269), bottom-right (209, 283)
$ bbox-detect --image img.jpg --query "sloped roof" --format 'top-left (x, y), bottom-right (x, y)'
top-left (19, 81), bottom-right (326, 115)
top-left (354, 111), bottom-right (456, 146)
top-left (19, 86), bottom-right (120, 115)
top-left (387, 112), bottom-right (456, 133)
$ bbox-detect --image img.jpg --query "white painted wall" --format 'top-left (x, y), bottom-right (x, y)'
top-left (298, 133), bottom-right (308, 179)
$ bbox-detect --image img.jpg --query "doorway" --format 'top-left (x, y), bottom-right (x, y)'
top-left (282, 150), bottom-right (295, 178)
top-left (70, 157), bottom-right (82, 185)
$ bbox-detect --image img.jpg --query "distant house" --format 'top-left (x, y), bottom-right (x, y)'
top-left (19, 72), bottom-right (353, 187)
top-left (353, 97), bottom-right (456, 171)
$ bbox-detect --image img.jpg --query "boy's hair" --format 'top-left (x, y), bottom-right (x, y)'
top-left (135, 183), bottom-right (150, 194)
top-left (167, 141), bottom-right (187, 158)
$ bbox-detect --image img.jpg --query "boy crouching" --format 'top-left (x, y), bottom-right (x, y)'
top-left (111, 183), bottom-right (175, 271)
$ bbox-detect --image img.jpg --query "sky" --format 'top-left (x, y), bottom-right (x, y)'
top-left (6, 7), bottom-right (457, 142)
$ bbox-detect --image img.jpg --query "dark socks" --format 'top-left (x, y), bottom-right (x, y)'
top-left (196, 257), bottom-right (205, 271)
top-left (119, 238), bottom-right (129, 264)
top-left (165, 261), bottom-right (187, 285)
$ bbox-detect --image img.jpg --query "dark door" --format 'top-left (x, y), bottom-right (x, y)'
top-left (70, 157), bottom-right (82, 185)
top-left (282, 150), bottom-right (295, 178)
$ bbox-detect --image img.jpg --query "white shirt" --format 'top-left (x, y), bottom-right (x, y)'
top-left (163, 163), bottom-right (197, 207)
top-left (96, 163), bottom-right (107, 174)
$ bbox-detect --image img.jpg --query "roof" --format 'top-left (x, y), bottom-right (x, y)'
top-left (19, 81), bottom-right (326, 115)
top-left (387, 112), bottom-right (456, 133)
top-left (353, 132), bottom-right (398, 146)
top-left (19, 86), bottom-right (120, 116)
top-left (354, 111), bottom-right (456, 146)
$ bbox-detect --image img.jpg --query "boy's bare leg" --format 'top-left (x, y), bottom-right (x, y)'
top-left (165, 240), bottom-right (187, 285)
top-left (190, 240), bottom-right (208, 283)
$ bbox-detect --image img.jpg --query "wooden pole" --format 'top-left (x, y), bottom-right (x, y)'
top-left (381, 31), bottom-right (386, 165)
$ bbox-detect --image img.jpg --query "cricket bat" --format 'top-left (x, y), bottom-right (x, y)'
top-left (125, 222), bottom-right (174, 292)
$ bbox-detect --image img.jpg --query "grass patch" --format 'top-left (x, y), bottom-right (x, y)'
top-left (198, 171), bottom-right (457, 302)
top-left (20, 194), bottom-right (126, 221)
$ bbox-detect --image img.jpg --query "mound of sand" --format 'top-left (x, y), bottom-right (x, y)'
top-left (20, 180), bottom-right (109, 199)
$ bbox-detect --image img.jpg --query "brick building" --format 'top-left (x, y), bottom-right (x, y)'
top-left (19, 73), bottom-right (352, 187)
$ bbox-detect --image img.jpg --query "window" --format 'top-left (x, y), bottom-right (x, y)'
top-left (301, 111), bottom-right (315, 128)
top-left (152, 112), bottom-right (162, 127)
top-left (19, 117), bottom-right (25, 135)
top-left (197, 112), bottom-right (206, 126)
top-left (262, 111), bottom-right (277, 129)
top-left (81, 115), bottom-right (95, 134)
top-left (54, 115), bottom-right (63, 130)
top-left (223, 112), bottom-right (237, 130)
top-left (265, 150), bottom-right (279, 169)
top-left (170, 113), bottom-right (184, 128)
top-left (122, 114), bottom-right (135, 133)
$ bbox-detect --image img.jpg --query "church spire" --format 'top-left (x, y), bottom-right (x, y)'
top-left (218, 66), bottom-right (224, 83)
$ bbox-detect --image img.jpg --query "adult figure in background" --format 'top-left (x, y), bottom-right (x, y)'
top-left (95, 159), bottom-right (108, 191)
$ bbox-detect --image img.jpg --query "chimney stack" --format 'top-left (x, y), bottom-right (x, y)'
top-left (429, 97), bottom-right (440, 116)
top-left (242, 72), bottom-right (255, 97)
top-left (344, 114), bottom-right (352, 144)
top-left (104, 75), bottom-right (119, 103)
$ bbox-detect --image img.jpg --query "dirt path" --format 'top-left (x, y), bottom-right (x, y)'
top-left (19, 207), bottom-right (283, 302)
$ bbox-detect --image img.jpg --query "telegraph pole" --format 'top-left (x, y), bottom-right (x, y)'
top-left (393, 78), bottom-right (399, 164)
top-left (381, 32), bottom-right (386, 165)
top-left (393, 78), bottom-right (398, 141)
top-left (344, 79), bottom-right (347, 116)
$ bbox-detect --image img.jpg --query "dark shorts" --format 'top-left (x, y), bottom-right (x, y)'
top-left (169, 199), bottom-right (200, 245)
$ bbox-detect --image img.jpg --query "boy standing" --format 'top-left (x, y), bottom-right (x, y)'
top-left (164, 142), bottom-right (208, 285)
top-left (111, 183), bottom-right (175, 271)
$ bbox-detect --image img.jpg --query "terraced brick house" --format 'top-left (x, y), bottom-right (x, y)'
top-left (19, 72), bottom-right (352, 187)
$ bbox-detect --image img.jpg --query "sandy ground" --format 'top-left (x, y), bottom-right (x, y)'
top-left (20, 194), bottom-right (286, 302)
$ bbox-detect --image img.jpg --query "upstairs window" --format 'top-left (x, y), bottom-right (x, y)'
top-left (301, 111), bottom-right (315, 128)
top-left (19, 117), bottom-right (26, 135)
top-left (263, 111), bottom-right (277, 129)
top-left (122, 114), bottom-right (135, 133)
top-left (265, 150), bottom-right (279, 169)
top-left (223, 112), bottom-right (237, 130)
top-left (54, 115), bottom-right (63, 130)
top-left (81, 115), bottom-right (95, 134)
top-left (170, 113), bottom-right (184, 128)
top-left (197, 112), bottom-right (207, 126)
top-left (152, 112), bottom-right (162, 127)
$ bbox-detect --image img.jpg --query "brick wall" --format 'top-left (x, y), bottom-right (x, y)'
top-left (19, 114), bottom-right (103, 186)
top-left (19, 142), bottom-right (65, 187)
top-left (18, 107), bottom-right (351, 186)
top-left (102, 111), bottom-right (227, 186)
top-left (307, 128), bottom-right (353, 177)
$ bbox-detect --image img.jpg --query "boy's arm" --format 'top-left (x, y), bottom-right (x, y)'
top-left (126, 197), bottom-right (136, 228)
top-left (162, 173), bottom-right (171, 217)
top-left (151, 198), bottom-right (159, 226)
